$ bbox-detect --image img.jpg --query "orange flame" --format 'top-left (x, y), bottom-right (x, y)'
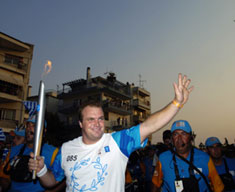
top-left (44, 60), bottom-right (52, 74)
top-left (41, 60), bottom-right (52, 79)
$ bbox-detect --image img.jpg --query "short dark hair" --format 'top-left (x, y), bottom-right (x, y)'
top-left (163, 130), bottom-right (171, 141)
top-left (79, 101), bottom-right (103, 121)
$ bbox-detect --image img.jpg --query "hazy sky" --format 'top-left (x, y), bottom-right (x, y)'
top-left (1, 0), bottom-right (235, 145)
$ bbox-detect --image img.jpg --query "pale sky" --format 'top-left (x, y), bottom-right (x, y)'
top-left (1, 0), bottom-right (235, 145)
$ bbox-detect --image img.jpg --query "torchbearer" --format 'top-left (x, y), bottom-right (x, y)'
top-left (28, 73), bottom-right (196, 192)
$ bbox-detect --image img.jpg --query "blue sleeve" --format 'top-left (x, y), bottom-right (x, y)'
top-left (41, 144), bottom-right (57, 170)
top-left (51, 148), bottom-right (65, 181)
top-left (111, 124), bottom-right (148, 157)
top-left (225, 157), bottom-right (235, 179)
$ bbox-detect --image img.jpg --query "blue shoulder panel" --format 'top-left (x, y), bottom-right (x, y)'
top-left (111, 124), bottom-right (147, 157)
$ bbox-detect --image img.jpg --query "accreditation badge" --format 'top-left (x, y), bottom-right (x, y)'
top-left (175, 180), bottom-right (184, 192)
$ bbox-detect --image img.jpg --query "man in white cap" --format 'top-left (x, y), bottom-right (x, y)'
top-left (152, 120), bottom-right (224, 192)
top-left (206, 137), bottom-right (235, 191)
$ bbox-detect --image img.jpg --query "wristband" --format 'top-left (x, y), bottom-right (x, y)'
top-left (36, 164), bottom-right (47, 177)
top-left (172, 100), bottom-right (183, 108)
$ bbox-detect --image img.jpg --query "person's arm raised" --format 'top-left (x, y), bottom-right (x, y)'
top-left (140, 73), bottom-right (193, 143)
top-left (28, 152), bottom-right (58, 188)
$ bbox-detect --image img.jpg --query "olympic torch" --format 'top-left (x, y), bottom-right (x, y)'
top-left (32, 80), bottom-right (46, 180)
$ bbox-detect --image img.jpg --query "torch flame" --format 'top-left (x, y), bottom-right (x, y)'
top-left (41, 60), bottom-right (52, 79)
top-left (44, 60), bottom-right (52, 74)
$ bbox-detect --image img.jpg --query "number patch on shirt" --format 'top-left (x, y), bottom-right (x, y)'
top-left (67, 155), bottom-right (77, 161)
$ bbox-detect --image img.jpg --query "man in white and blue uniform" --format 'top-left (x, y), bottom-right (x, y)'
top-left (28, 73), bottom-right (194, 192)
top-left (53, 124), bottom-right (146, 191)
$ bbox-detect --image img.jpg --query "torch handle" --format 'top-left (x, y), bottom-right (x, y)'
top-left (32, 126), bottom-right (43, 179)
top-left (32, 81), bottom-right (46, 180)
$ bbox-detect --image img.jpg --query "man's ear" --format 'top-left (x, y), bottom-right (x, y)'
top-left (79, 121), bottom-right (83, 129)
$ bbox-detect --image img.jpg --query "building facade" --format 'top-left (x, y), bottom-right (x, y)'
top-left (58, 67), bottom-right (151, 140)
top-left (132, 86), bottom-right (151, 125)
top-left (0, 32), bottom-right (34, 132)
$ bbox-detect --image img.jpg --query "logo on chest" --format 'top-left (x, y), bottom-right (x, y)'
top-left (98, 146), bottom-right (110, 155)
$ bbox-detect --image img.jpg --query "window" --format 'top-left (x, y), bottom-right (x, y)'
top-left (0, 108), bottom-right (16, 120)
top-left (4, 54), bottom-right (23, 68)
top-left (0, 80), bottom-right (21, 96)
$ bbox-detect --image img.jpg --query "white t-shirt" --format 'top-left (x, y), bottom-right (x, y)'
top-left (52, 124), bottom-right (147, 192)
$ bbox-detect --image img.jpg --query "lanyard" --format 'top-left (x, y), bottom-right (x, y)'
top-left (173, 148), bottom-right (194, 180)
top-left (171, 147), bottom-right (212, 192)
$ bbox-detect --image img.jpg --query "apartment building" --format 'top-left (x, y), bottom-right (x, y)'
top-left (29, 90), bottom-right (59, 115)
top-left (58, 67), bottom-right (151, 138)
top-left (0, 32), bottom-right (34, 132)
top-left (132, 86), bottom-right (151, 142)
top-left (58, 67), bottom-right (132, 133)
top-left (132, 86), bottom-right (151, 125)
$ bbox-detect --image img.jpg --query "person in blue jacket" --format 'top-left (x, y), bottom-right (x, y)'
top-left (152, 120), bottom-right (224, 192)
top-left (3, 115), bottom-right (60, 192)
top-left (206, 136), bottom-right (235, 192)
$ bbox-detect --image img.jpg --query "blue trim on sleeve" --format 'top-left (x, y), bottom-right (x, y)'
top-left (112, 124), bottom-right (148, 157)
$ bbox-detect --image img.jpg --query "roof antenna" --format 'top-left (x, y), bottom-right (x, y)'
top-left (138, 74), bottom-right (146, 88)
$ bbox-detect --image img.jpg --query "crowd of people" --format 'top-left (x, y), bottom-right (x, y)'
top-left (0, 73), bottom-right (234, 192)
top-left (125, 125), bottom-right (235, 192)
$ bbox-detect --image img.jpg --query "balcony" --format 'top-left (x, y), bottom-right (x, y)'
top-left (133, 114), bottom-right (148, 123)
top-left (0, 81), bottom-right (23, 102)
top-left (103, 100), bottom-right (131, 115)
top-left (132, 99), bottom-right (150, 110)
top-left (132, 87), bottom-right (150, 97)
top-left (0, 53), bottom-right (27, 73)
top-left (109, 120), bottom-right (130, 131)
top-left (102, 86), bottom-right (131, 100)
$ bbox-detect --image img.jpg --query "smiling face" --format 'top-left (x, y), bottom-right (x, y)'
top-left (172, 129), bottom-right (192, 157)
top-left (79, 106), bottom-right (105, 145)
